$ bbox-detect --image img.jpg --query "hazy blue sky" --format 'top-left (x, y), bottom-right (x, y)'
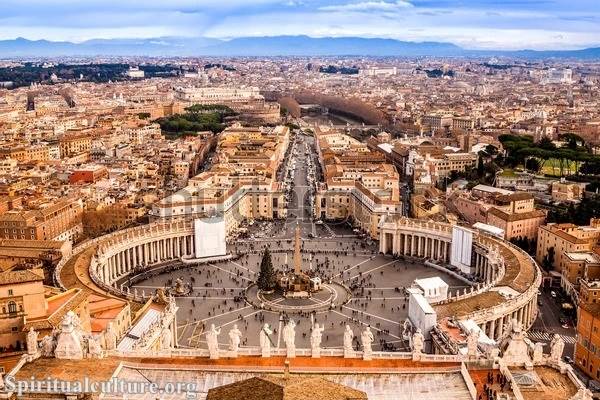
top-left (1, 0), bottom-right (599, 50)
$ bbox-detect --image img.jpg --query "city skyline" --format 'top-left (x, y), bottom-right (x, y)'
top-left (1, 0), bottom-right (600, 51)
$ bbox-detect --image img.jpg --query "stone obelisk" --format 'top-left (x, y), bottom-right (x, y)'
top-left (293, 222), bottom-right (302, 275)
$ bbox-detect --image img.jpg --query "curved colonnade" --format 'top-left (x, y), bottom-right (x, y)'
top-left (379, 218), bottom-right (542, 342)
top-left (55, 221), bottom-right (196, 301)
top-left (56, 218), bottom-right (541, 344)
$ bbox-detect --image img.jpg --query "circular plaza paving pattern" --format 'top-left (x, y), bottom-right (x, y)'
top-left (129, 235), bottom-right (470, 353)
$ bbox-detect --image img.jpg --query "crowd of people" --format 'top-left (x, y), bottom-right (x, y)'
top-left (127, 234), bottom-right (449, 352)
top-left (478, 371), bottom-right (509, 400)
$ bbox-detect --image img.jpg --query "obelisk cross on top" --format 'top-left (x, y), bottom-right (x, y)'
top-left (293, 221), bottom-right (302, 275)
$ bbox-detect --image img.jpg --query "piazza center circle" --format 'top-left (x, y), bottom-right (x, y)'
top-left (128, 233), bottom-right (468, 352)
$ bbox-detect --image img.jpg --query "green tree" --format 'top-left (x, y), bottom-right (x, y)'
top-left (477, 156), bottom-right (484, 177)
top-left (542, 247), bottom-right (555, 271)
top-left (525, 157), bottom-right (541, 173)
top-left (484, 144), bottom-right (498, 157)
top-left (257, 249), bottom-right (276, 291)
top-left (559, 133), bottom-right (585, 150)
top-left (537, 137), bottom-right (557, 151)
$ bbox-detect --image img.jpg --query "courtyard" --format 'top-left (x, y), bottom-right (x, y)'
top-left (130, 237), bottom-right (469, 353)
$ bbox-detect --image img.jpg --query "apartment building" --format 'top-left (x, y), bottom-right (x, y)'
top-left (575, 279), bottom-right (600, 380)
top-left (150, 125), bottom-right (289, 234)
top-left (173, 86), bottom-right (280, 123)
top-left (314, 131), bottom-right (402, 239)
top-left (0, 269), bottom-right (46, 350)
top-left (0, 198), bottom-right (83, 242)
top-left (537, 219), bottom-right (600, 295)
top-left (421, 114), bottom-right (452, 131)
top-left (59, 133), bottom-right (92, 158)
top-left (486, 192), bottom-right (546, 241)
top-left (0, 239), bottom-right (70, 272)
top-left (452, 117), bottom-right (475, 131)
top-left (406, 147), bottom-right (478, 184)
top-left (450, 187), bottom-right (545, 240)
top-left (551, 180), bottom-right (583, 202)
top-left (0, 145), bottom-right (50, 163)
top-left (69, 165), bottom-right (110, 184)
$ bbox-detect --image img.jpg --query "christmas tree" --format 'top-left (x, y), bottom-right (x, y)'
top-left (257, 248), bottom-right (276, 291)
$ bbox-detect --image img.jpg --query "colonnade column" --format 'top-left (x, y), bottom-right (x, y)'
top-left (497, 316), bottom-right (504, 339)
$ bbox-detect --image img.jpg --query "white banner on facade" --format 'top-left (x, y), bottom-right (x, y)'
top-left (450, 226), bottom-right (474, 274)
top-left (194, 217), bottom-right (226, 258)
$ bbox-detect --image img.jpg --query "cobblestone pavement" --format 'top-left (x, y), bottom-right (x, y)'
top-left (131, 241), bottom-right (469, 352)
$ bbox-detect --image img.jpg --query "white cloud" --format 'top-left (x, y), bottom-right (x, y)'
top-left (319, 1), bottom-right (412, 12)
top-left (204, 9), bottom-right (600, 50)
top-left (1, 0), bottom-right (600, 49)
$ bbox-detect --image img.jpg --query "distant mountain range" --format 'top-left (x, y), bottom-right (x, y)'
top-left (0, 36), bottom-right (599, 59)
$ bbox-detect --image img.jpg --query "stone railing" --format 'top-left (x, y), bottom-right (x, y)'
top-left (89, 268), bottom-right (148, 303)
top-left (459, 266), bottom-right (540, 326)
top-left (424, 260), bottom-right (475, 286)
top-left (498, 362), bottom-right (525, 400)
top-left (105, 346), bottom-right (466, 363)
top-left (54, 235), bottom-right (107, 290)
top-left (97, 220), bottom-right (193, 261)
top-left (461, 362), bottom-right (478, 400)
top-left (389, 218), bottom-right (453, 235)
top-left (425, 242), bottom-right (506, 307)
top-left (440, 232), bottom-right (541, 326)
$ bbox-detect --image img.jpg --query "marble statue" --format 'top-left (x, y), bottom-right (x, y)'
top-left (310, 323), bottom-right (325, 358)
top-left (87, 336), bottom-right (103, 358)
top-left (511, 318), bottom-right (523, 334)
top-left (466, 329), bottom-right (479, 358)
top-left (160, 326), bottom-right (172, 350)
top-left (361, 327), bottom-right (374, 360)
top-left (206, 324), bottom-right (221, 359)
top-left (550, 334), bottom-right (565, 362)
top-left (402, 319), bottom-right (412, 341)
top-left (489, 348), bottom-right (501, 360)
top-left (259, 323), bottom-right (273, 358)
top-left (283, 320), bottom-right (297, 358)
top-left (166, 295), bottom-right (177, 315)
top-left (533, 342), bottom-right (544, 364)
top-left (572, 388), bottom-right (594, 400)
top-left (26, 327), bottom-right (38, 355)
top-left (104, 322), bottom-right (117, 350)
top-left (228, 324), bottom-right (243, 356)
top-left (156, 288), bottom-right (168, 303)
top-left (39, 334), bottom-right (55, 357)
top-left (412, 329), bottom-right (424, 355)
top-left (488, 244), bottom-right (501, 265)
top-left (502, 318), bottom-right (534, 365)
top-left (343, 324), bottom-right (355, 358)
top-left (54, 311), bottom-right (84, 360)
